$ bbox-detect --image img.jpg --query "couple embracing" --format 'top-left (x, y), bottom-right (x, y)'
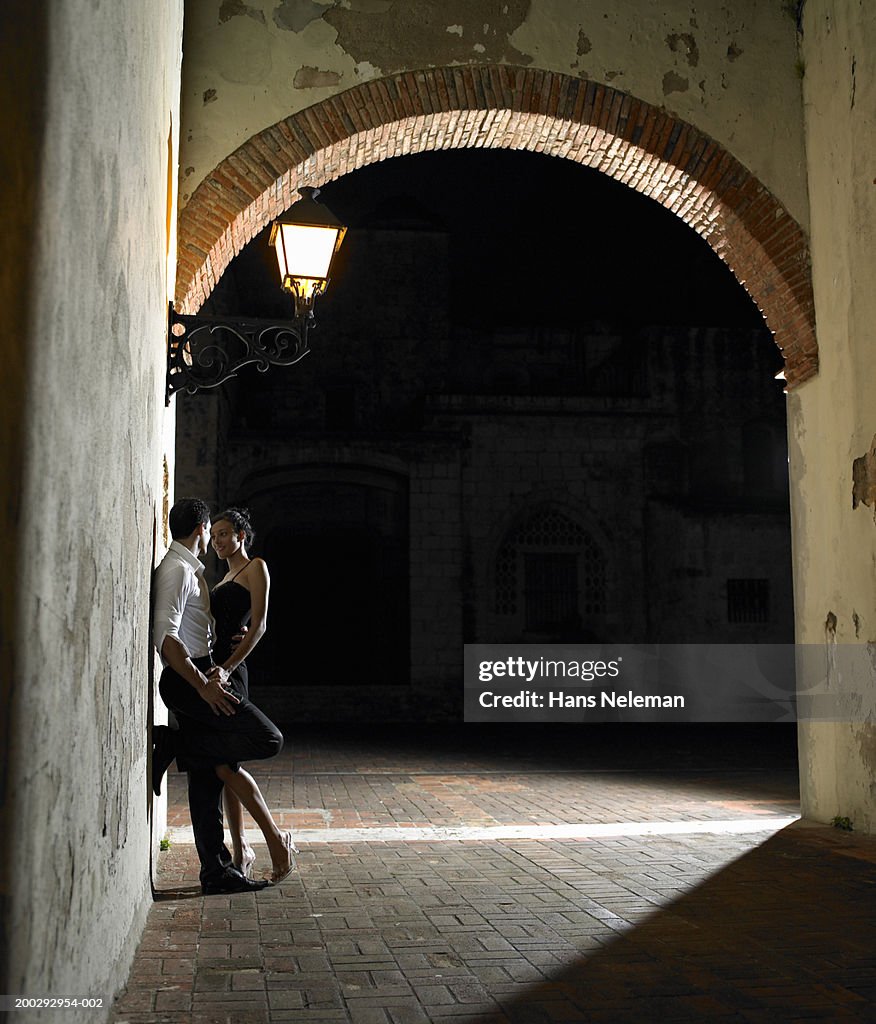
top-left (151, 498), bottom-right (294, 895)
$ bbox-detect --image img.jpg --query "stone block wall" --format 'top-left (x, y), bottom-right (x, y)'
top-left (409, 445), bottom-right (464, 713)
top-left (454, 401), bottom-right (647, 644)
top-left (176, 309), bottom-right (793, 722)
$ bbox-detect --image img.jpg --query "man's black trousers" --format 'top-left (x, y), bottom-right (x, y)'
top-left (158, 659), bottom-right (283, 884)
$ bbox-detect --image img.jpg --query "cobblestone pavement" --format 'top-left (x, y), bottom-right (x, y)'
top-left (113, 725), bottom-right (876, 1022)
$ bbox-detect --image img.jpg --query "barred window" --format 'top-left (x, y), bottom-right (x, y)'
top-left (524, 553), bottom-right (578, 632)
top-left (495, 544), bottom-right (517, 615)
top-left (727, 578), bottom-right (769, 623)
top-left (495, 508), bottom-right (606, 621)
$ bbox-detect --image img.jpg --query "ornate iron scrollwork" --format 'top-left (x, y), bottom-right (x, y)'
top-left (166, 304), bottom-right (312, 401)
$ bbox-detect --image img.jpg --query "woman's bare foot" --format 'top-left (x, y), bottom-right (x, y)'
top-left (271, 830), bottom-right (297, 883)
top-left (234, 842), bottom-right (256, 879)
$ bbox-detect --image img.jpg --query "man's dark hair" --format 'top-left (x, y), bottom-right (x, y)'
top-left (169, 497), bottom-right (211, 540)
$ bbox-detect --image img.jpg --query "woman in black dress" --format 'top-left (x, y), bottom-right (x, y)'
top-left (210, 507), bottom-right (297, 883)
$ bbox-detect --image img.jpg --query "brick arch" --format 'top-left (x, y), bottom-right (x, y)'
top-left (177, 66), bottom-right (817, 387)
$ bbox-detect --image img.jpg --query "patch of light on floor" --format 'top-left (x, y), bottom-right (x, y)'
top-left (166, 815), bottom-right (799, 845)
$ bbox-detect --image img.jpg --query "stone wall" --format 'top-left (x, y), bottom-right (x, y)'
top-left (175, 217), bottom-right (792, 722)
top-left (450, 329), bottom-right (792, 649)
top-left (1, 0), bottom-right (183, 1013)
top-left (792, 2), bottom-right (876, 832)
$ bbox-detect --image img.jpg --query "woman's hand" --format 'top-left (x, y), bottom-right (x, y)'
top-left (202, 667), bottom-right (239, 715)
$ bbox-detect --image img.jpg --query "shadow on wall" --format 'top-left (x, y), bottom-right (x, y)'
top-left (0, 0), bottom-right (47, 994)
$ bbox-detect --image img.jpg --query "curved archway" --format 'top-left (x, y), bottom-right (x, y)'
top-left (177, 66), bottom-right (817, 388)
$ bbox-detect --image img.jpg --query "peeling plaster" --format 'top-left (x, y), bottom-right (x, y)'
top-left (293, 65), bottom-right (342, 87)
top-left (219, 0), bottom-right (266, 25)
top-left (577, 30), bottom-right (592, 56)
top-left (663, 70), bottom-right (689, 94)
top-left (353, 60), bottom-right (380, 80)
top-left (203, 87), bottom-right (218, 104)
top-left (727, 40), bottom-right (743, 61)
top-left (273, 0), bottom-right (331, 33)
top-left (323, 1), bottom-right (532, 72)
top-left (666, 32), bottom-right (699, 67)
top-left (338, 0), bottom-right (394, 10)
top-left (851, 433), bottom-right (876, 515)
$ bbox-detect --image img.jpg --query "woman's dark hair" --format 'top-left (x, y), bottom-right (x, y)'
top-left (214, 506), bottom-right (255, 548)
top-left (169, 497), bottom-right (211, 540)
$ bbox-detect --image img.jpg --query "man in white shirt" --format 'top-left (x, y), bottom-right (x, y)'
top-left (152, 497), bottom-right (283, 894)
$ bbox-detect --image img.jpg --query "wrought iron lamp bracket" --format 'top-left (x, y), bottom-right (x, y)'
top-left (166, 303), bottom-right (312, 402)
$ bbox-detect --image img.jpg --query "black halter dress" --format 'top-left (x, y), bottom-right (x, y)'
top-left (211, 567), bottom-right (252, 698)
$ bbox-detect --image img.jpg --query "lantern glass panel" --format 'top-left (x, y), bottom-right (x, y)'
top-left (278, 223), bottom-right (339, 280)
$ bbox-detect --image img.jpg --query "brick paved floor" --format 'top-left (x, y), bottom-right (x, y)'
top-left (113, 725), bottom-right (876, 1023)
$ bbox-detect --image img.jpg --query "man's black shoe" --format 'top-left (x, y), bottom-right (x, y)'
top-left (151, 724), bottom-right (176, 797)
top-left (201, 868), bottom-right (271, 895)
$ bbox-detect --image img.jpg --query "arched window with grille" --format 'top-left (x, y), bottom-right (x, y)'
top-left (494, 507), bottom-right (606, 638)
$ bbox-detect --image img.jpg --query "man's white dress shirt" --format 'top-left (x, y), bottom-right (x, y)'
top-left (153, 540), bottom-right (215, 663)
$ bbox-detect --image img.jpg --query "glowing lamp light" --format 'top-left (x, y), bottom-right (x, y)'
top-left (270, 187), bottom-right (347, 316)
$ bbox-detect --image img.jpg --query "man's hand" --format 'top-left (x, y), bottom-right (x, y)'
top-left (200, 672), bottom-right (239, 716)
top-left (207, 664), bottom-right (231, 687)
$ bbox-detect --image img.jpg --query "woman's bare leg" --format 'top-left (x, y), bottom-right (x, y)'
top-left (223, 786), bottom-right (255, 874)
top-left (216, 765), bottom-right (294, 875)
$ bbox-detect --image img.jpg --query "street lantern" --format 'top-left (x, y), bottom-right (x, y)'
top-left (167, 186), bottom-right (347, 401)
top-left (270, 186), bottom-right (347, 317)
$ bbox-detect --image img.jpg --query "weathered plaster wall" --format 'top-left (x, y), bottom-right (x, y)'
top-left (2, 0), bottom-right (183, 1013)
top-left (179, 0), bottom-right (808, 227)
top-left (792, 1), bottom-right (876, 832)
top-left (0, 0), bottom-right (46, 986)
